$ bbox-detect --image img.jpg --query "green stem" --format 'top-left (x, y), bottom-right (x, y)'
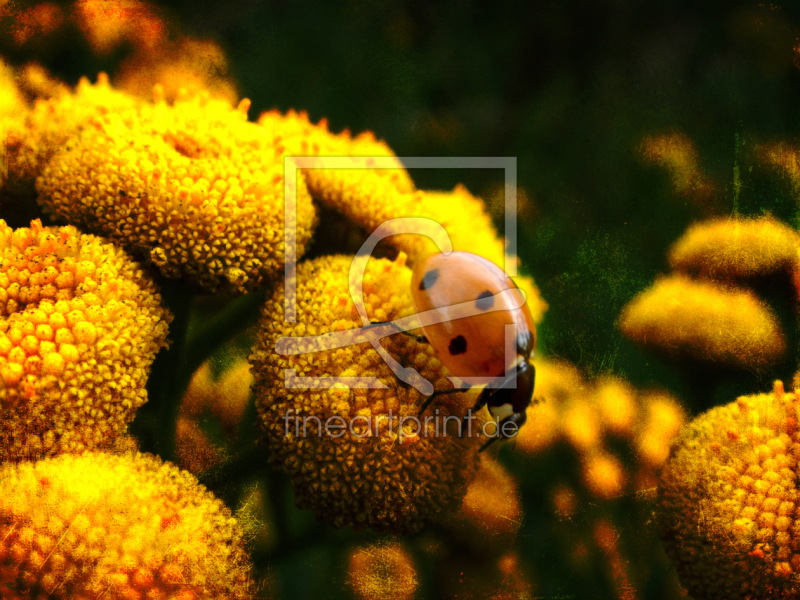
top-left (183, 289), bottom-right (265, 378)
top-left (146, 278), bottom-right (195, 462)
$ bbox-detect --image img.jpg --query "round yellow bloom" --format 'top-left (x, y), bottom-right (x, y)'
top-left (116, 37), bottom-right (239, 104)
top-left (0, 58), bottom-right (25, 118)
top-left (635, 392), bottom-right (686, 467)
top-left (7, 2), bottom-right (65, 47)
top-left (15, 63), bottom-right (69, 101)
top-left (618, 274), bottom-right (785, 370)
top-left (668, 216), bottom-right (800, 281)
top-left (258, 108), bottom-right (415, 197)
top-left (5, 73), bottom-right (138, 194)
top-left (37, 92), bottom-right (317, 293)
top-left (210, 357), bottom-right (253, 434)
top-left (75, 0), bottom-right (164, 55)
top-left (582, 450), bottom-right (625, 499)
top-left (0, 451), bottom-right (252, 599)
top-left (250, 254), bottom-right (481, 532)
top-left (0, 61), bottom-right (27, 193)
top-left (0, 219), bottom-right (170, 461)
top-left (442, 457), bottom-right (522, 552)
top-left (175, 416), bottom-right (225, 474)
top-left (759, 142), bottom-right (800, 196)
top-left (594, 375), bottom-right (638, 436)
top-left (640, 132), bottom-right (716, 205)
top-left (659, 381), bottom-right (800, 600)
top-left (347, 543), bottom-right (418, 600)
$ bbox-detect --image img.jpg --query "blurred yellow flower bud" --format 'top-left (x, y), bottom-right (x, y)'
top-left (618, 274), bottom-right (785, 370)
top-left (668, 216), bottom-right (800, 282)
top-left (347, 543), bottom-right (418, 600)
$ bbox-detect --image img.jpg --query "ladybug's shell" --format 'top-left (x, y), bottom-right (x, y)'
top-left (410, 251), bottom-right (536, 379)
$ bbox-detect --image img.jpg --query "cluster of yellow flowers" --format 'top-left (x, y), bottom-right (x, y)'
top-left (513, 359), bottom-right (685, 500)
top-left (0, 2), bottom-right (580, 596)
top-left (619, 216), bottom-right (796, 370)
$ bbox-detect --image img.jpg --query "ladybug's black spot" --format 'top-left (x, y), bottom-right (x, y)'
top-left (419, 269), bottom-right (440, 291)
top-left (475, 290), bottom-right (494, 311)
top-left (449, 335), bottom-right (468, 355)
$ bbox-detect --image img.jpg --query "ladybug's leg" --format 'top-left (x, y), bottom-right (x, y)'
top-left (367, 320), bottom-right (428, 343)
top-left (458, 385), bottom-right (493, 437)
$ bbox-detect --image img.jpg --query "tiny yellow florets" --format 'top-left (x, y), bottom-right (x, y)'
top-left (36, 91), bottom-right (317, 293)
top-left (250, 254), bottom-right (482, 532)
top-left (0, 451), bottom-right (253, 599)
top-left (258, 107), bottom-right (415, 197)
top-left (618, 274), bottom-right (786, 370)
top-left (347, 543), bottom-right (419, 600)
top-left (0, 219), bottom-right (171, 461)
top-left (659, 381), bottom-right (800, 599)
top-left (668, 216), bottom-right (800, 281)
top-left (5, 73), bottom-right (138, 194)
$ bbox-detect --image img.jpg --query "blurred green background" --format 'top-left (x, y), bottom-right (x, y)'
top-left (6, 1), bottom-right (800, 598)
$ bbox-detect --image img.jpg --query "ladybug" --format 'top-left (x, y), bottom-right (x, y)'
top-left (407, 251), bottom-right (537, 451)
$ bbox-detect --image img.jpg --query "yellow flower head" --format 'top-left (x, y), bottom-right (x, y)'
top-left (759, 141), bottom-right (800, 195)
top-left (0, 219), bottom-right (170, 461)
top-left (640, 132), bottom-right (716, 204)
top-left (635, 392), bottom-right (686, 467)
top-left (175, 358), bottom-right (252, 473)
top-left (258, 108), bottom-right (415, 198)
top-left (594, 375), bottom-right (638, 436)
top-left (0, 58), bottom-right (25, 118)
top-left (0, 451), bottom-right (252, 599)
top-left (74, 0), bottom-right (164, 55)
top-left (6, 73), bottom-right (138, 194)
top-left (659, 381), bottom-right (800, 600)
top-left (8, 2), bottom-right (65, 47)
top-left (442, 456), bottom-right (522, 552)
top-left (346, 543), bottom-right (419, 600)
top-left (36, 91), bottom-right (317, 293)
top-left (115, 36), bottom-right (239, 104)
top-left (582, 450), bottom-right (626, 500)
top-left (250, 254), bottom-right (482, 532)
top-left (175, 415), bottom-right (225, 474)
top-left (668, 216), bottom-right (800, 281)
top-left (618, 274), bottom-right (786, 370)
top-left (15, 63), bottom-right (69, 101)
top-left (0, 60), bottom-right (27, 193)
